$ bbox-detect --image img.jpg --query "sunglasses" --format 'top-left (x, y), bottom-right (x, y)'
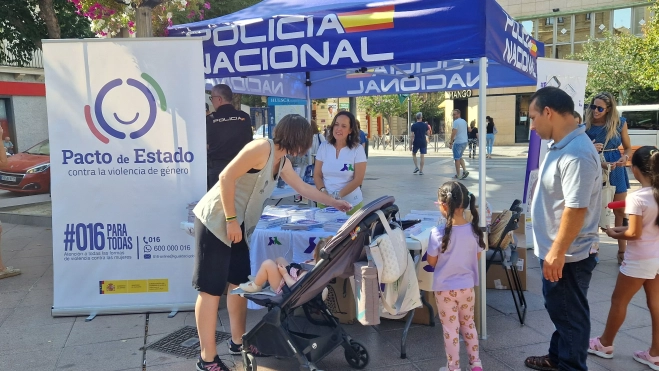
top-left (589, 104), bottom-right (606, 113)
top-left (209, 95), bottom-right (221, 102)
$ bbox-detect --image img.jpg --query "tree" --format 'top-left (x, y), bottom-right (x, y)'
top-left (69, 0), bottom-right (260, 37)
top-left (570, 30), bottom-right (640, 104)
top-left (0, 0), bottom-right (93, 66)
top-left (626, 1), bottom-right (659, 91)
top-left (359, 95), bottom-right (407, 131)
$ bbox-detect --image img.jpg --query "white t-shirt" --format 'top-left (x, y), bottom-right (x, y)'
top-left (452, 118), bottom-right (468, 144)
top-left (625, 187), bottom-right (659, 260)
top-left (316, 142), bottom-right (367, 205)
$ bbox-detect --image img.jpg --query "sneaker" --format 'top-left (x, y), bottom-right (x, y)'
top-left (413, 167), bottom-right (419, 174)
top-left (419, 171), bottom-right (424, 175)
top-left (469, 361), bottom-right (483, 371)
top-left (239, 281), bottom-right (263, 293)
top-left (461, 171), bottom-right (469, 179)
top-left (227, 339), bottom-right (270, 357)
top-left (588, 337), bottom-right (614, 359)
top-left (633, 350), bottom-right (659, 370)
top-left (196, 355), bottom-right (230, 371)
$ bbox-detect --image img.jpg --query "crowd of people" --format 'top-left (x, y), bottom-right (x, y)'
top-left (195, 83), bottom-right (659, 371)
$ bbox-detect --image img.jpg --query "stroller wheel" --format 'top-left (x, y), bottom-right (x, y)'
top-left (344, 340), bottom-right (369, 369)
top-left (242, 351), bottom-right (257, 371)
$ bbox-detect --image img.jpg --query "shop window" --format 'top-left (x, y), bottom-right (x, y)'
top-left (574, 12), bottom-right (592, 42)
top-left (557, 17), bottom-right (565, 24)
top-left (545, 17), bottom-right (554, 26)
top-left (538, 17), bottom-right (554, 45)
top-left (555, 44), bottom-right (571, 59)
top-left (586, 13), bottom-right (592, 21)
top-left (573, 43), bottom-right (585, 55)
top-left (633, 6), bottom-right (650, 35)
top-left (595, 11), bottom-right (611, 38)
top-left (521, 20), bottom-right (535, 38)
top-left (613, 8), bottom-right (632, 33)
top-left (557, 15), bottom-right (572, 43)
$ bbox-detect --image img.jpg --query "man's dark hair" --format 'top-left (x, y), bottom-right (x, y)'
top-left (273, 114), bottom-right (313, 155)
top-left (212, 84), bottom-right (233, 102)
top-left (530, 87), bottom-right (574, 115)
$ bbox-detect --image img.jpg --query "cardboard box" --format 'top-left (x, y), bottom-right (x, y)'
top-left (325, 277), bottom-right (356, 324)
top-left (486, 232), bottom-right (527, 290)
top-left (486, 212), bottom-right (527, 291)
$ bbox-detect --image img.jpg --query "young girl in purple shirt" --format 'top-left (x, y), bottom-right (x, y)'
top-left (427, 181), bottom-right (486, 371)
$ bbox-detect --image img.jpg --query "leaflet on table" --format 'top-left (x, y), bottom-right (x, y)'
top-left (315, 207), bottom-right (347, 222)
top-left (256, 215), bottom-right (290, 229)
top-left (281, 219), bottom-right (324, 230)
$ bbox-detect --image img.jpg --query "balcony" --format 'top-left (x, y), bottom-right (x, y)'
top-left (0, 42), bottom-right (44, 70)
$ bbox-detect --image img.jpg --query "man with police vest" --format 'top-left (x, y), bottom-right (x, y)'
top-left (206, 84), bottom-right (252, 190)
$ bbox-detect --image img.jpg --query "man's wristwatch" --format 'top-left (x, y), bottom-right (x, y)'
top-left (319, 187), bottom-right (326, 192)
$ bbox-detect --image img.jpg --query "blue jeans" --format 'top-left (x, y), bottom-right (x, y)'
top-left (486, 134), bottom-right (495, 155)
top-left (540, 254), bottom-right (597, 371)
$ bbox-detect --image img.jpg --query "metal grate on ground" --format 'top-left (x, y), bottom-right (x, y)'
top-left (142, 325), bottom-right (231, 359)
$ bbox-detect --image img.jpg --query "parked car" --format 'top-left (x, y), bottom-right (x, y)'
top-left (0, 139), bottom-right (50, 194)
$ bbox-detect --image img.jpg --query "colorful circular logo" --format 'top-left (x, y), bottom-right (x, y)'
top-left (84, 73), bottom-right (166, 144)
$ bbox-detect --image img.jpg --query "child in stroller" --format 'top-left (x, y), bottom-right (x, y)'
top-left (238, 237), bottom-right (331, 296)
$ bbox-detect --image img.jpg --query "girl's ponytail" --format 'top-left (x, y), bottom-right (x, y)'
top-left (438, 181), bottom-right (485, 251)
top-left (649, 150), bottom-right (659, 226)
top-left (468, 193), bottom-right (486, 249)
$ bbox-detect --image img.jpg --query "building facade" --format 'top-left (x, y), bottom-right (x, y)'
top-left (0, 45), bottom-right (48, 154)
top-left (442, 0), bottom-right (654, 145)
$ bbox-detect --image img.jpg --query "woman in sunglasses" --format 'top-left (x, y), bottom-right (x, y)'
top-left (585, 92), bottom-right (632, 264)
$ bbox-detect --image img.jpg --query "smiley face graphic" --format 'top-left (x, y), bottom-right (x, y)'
top-left (84, 73), bottom-right (166, 143)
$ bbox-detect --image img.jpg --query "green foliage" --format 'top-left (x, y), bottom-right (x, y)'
top-left (358, 93), bottom-right (444, 125)
top-left (627, 1), bottom-right (659, 91)
top-left (358, 95), bottom-right (406, 126)
top-left (570, 30), bottom-right (639, 104)
top-left (240, 94), bottom-right (266, 107)
top-left (0, 0), bottom-right (93, 66)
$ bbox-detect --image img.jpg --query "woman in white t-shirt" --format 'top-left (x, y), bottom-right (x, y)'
top-left (313, 111), bottom-right (367, 215)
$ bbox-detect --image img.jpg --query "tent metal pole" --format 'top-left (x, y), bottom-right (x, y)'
top-left (478, 56), bottom-right (488, 340)
top-left (305, 72), bottom-right (312, 121)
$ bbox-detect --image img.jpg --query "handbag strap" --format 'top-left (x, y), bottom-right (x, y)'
top-left (604, 163), bottom-right (612, 187)
top-left (375, 210), bottom-right (394, 235)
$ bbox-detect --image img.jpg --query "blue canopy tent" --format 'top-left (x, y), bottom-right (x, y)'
top-left (170, 0), bottom-right (544, 338)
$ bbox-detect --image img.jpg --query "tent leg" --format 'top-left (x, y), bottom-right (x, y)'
top-left (478, 56), bottom-right (488, 340)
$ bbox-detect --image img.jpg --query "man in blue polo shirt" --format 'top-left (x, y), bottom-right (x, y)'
top-left (410, 112), bottom-right (429, 175)
top-left (525, 87), bottom-right (601, 371)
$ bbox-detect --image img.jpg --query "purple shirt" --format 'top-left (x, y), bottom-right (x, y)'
top-left (426, 224), bottom-right (482, 292)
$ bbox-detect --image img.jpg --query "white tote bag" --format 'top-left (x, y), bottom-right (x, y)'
top-left (369, 210), bottom-right (408, 283)
top-left (600, 164), bottom-right (616, 229)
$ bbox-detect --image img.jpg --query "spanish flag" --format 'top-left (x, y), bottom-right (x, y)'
top-left (337, 5), bottom-right (395, 33)
top-left (529, 40), bottom-right (538, 57)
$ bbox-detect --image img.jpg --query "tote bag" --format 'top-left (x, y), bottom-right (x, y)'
top-left (368, 210), bottom-right (408, 283)
top-left (600, 164), bottom-right (616, 229)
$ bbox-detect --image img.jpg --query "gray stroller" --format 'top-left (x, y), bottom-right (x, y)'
top-left (240, 196), bottom-right (399, 371)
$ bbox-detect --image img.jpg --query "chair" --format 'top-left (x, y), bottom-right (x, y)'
top-left (485, 199), bottom-right (527, 325)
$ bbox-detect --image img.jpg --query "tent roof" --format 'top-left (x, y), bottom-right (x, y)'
top-left (169, 0), bottom-right (543, 87)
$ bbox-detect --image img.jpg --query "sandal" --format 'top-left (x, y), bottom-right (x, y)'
top-left (0, 266), bottom-right (21, 279)
top-left (633, 350), bottom-right (659, 371)
top-left (524, 355), bottom-right (558, 371)
top-left (239, 281), bottom-right (263, 293)
top-left (617, 251), bottom-right (625, 265)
